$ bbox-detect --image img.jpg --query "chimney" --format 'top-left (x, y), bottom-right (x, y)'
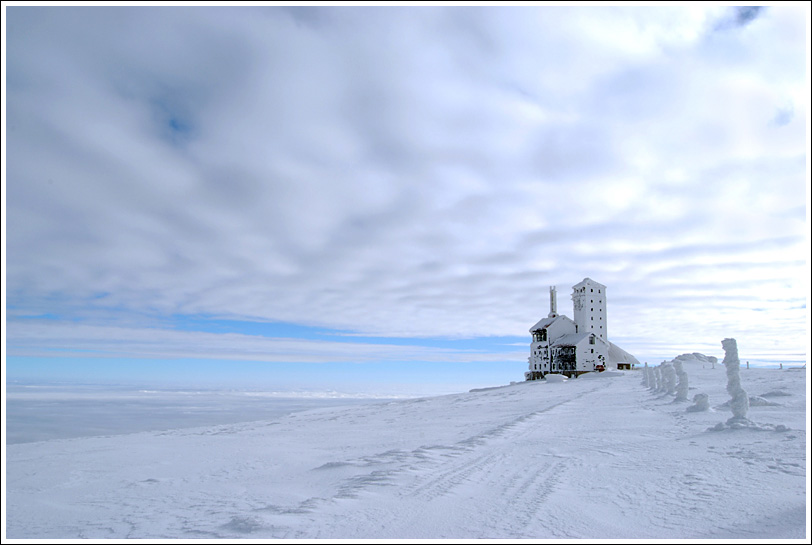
top-left (548, 286), bottom-right (558, 318)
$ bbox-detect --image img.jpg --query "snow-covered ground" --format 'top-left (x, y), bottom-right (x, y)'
top-left (4, 360), bottom-right (808, 539)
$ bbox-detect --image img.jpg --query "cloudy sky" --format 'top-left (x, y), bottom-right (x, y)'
top-left (4, 4), bottom-right (809, 393)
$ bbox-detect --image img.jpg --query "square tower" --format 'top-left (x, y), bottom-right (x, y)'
top-left (571, 278), bottom-right (607, 341)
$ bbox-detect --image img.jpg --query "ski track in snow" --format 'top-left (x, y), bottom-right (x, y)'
top-left (5, 366), bottom-right (807, 539)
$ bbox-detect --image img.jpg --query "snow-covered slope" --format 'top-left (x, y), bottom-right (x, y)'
top-left (5, 365), bottom-right (807, 539)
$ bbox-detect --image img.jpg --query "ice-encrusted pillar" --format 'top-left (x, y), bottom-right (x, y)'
top-left (722, 337), bottom-right (749, 422)
top-left (663, 363), bottom-right (676, 395)
top-left (674, 360), bottom-right (689, 402)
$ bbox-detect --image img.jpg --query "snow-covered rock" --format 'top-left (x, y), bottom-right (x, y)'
top-left (674, 352), bottom-right (718, 365)
top-left (686, 393), bottom-right (710, 412)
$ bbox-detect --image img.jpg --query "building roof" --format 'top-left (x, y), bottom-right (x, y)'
top-left (572, 277), bottom-right (607, 290)
top-left (529, 314), bottom-right (575, 333)
top-left (608, 341), bottom-right (640, 365)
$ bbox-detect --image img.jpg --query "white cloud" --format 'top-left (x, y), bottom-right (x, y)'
top-left (6, 321), bottom-right (525, 364)
top-left (5, 5), bottom-right (808, 367)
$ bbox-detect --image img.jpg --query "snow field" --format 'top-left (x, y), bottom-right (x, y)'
top-left (5, 364), bottom-right (807, 539)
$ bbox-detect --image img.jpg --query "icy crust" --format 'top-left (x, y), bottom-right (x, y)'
top-left (708, 419), bottom-right (790, 432)
top-left (760, 389), bottom-right (792, 397)
top-left (6, 367), bottom-right (807, 539)
top-left (717, 396), bottom-right (780, 408)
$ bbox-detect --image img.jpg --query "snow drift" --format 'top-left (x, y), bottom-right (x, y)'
top-left (5, 366), bottom-right (806, 539)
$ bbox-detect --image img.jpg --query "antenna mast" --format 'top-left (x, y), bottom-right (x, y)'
top-left (548, 286), bottom-right (558, 317)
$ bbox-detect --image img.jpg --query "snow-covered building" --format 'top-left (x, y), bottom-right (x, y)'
top-left (525, 278), bottom-right (638, 380)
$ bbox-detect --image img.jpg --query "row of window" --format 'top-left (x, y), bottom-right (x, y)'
top-left (534, 347), bottom-right (597, 368)
top-left (534, 362), bottom-right (576, 371)
top-left (532, 330), bottom-right (548, 342)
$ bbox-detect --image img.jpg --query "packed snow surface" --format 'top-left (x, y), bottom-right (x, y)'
top-left (5, 365), bottom-right (807, 539)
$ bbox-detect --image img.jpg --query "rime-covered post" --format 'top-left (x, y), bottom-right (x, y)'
top-left (722, 337), bottom-right (749, 422)
top-left (653, 366), bottom-right (662, 391)
top-left (663, 363), bottom-right (677, 395)
top-left (641, 362), bottom-right (649, 387)
top-left (674, 360), bottom-right (689, 402)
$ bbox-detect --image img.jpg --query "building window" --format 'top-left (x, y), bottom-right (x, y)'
top-left (591, 349), bottom-right (594, 353)
top-left (589, 336), bottom-right (595, 345)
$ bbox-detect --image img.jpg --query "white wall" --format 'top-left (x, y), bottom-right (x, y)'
top-left (572, 280), bottom-right (607, 341)
top-left (575, 336), bottom-right (609, 372)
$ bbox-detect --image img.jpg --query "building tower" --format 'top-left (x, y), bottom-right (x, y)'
top-left (571, 278), bottom-right (607, 341)
top-left (548, 286), bottom-right (558, 318)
